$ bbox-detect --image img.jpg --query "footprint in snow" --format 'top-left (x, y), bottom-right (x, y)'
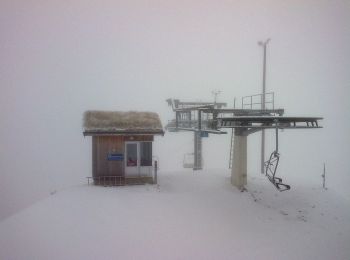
top-left (297, 215), bottom-right (307, 222)
top-left (296, 210), bottom-right (308, 222)
top-left (280, 210), bottom-right (288, 216)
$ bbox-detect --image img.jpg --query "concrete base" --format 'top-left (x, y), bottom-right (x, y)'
top-left (231, 134), bottom-right (247, 189)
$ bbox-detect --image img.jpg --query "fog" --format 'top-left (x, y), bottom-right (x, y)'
top-left (1, 0), bottom-right (349, 220)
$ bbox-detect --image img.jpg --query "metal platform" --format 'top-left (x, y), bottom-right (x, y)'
top-left (175, 108), bottom-right (284, 116)
top-left (218, 116), bottom-right (323, 129)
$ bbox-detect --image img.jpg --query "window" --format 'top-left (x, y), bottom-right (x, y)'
top-left (140, 142), bottom-right (152, 166)
top-left (126, 143), bottom-right (138, 167)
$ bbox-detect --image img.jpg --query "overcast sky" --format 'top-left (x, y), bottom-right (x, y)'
top-left (1, 0), bottom-right (349, 220)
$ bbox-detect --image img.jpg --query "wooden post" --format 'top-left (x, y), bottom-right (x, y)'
top-left (322, 163), bottom-right (326, 189)
top-left (154, 161), bottom-right (158, 184)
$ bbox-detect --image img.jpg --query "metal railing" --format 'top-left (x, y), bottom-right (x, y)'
top-left (87, 160), bottom-right (158, 186)
top-left (87, 176), bottom-right (125, 186)
top-left (241, 92), bottom-right (275, 110)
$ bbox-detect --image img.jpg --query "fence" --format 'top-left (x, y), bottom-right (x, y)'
top-left (87, 160), bottom-right (158, 186)
top-left (241, 92), bottom-right (275, 110)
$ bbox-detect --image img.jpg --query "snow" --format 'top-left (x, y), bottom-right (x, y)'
top-left (0, 169), bottom-right (349, 260)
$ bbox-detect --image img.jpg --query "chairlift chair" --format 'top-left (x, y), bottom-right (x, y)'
top-left (183, 153), bottom-right (194, 168)
top-left (264, 125), bottom-right (290, 191)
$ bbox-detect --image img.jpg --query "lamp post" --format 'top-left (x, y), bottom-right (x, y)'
top-left (212, 90), bottom-right (221, 106)
top-left (258, 38), bottom-right (270, 174)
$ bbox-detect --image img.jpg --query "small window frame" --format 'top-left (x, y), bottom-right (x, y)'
top-left (140, 142), bottom-right (152, 167)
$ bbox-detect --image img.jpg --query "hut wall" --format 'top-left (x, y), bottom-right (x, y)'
top-left (92, 135), bottom-right (154, 178)
top-left (93, 136), bottom-right (124, 178)
top-left (123, 136), bottom-right (153, 142)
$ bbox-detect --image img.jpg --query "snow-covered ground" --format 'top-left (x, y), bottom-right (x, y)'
top-left (0, 169), bottom-right (349, 260)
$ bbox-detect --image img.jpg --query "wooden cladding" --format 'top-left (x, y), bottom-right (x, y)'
top-left (93, 136), bottom-right (124, 178)
top-left (123, 135), bottom-right (153, 142)
top-left (92, 135), bottom-right (153, 178)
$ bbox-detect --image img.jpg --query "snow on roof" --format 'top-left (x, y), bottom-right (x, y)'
top-left (83, 110), bottom-right (164, 135)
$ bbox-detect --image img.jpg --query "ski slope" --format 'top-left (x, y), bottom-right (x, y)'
top-left (0, 169), bottom-right (349, 260)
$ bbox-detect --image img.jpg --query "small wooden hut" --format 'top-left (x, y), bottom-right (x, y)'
top-left (83, 111), bottom-right (164, 186)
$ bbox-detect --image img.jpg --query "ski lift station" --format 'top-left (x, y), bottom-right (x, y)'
top-left (82, 94), bottom-right (322, 191)
top-left (83, 111), bottom-right (164, 186)
top-left (166, 93), bottom-right (323, 192)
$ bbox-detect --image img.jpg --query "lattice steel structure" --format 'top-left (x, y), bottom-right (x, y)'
top-left (166, 97), bottom-right (322, 191)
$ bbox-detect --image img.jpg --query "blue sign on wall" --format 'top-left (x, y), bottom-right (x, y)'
top-left (107, 153), bottom-right (124, 161)
top-left (200, 131), bottom-right (209, 137)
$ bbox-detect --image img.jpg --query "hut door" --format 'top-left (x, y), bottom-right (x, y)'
top-left (125, 142), bottom-right (139, 176)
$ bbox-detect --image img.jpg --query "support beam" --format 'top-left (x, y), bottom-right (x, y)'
top-left (193, 110), bottom-right (203, 170)
top-left (261, 129), bottom-right (265, 174)
top-left (193, 131), bottom-right (202, 170)
top-left (231, 130), bottom-right (247, 189)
